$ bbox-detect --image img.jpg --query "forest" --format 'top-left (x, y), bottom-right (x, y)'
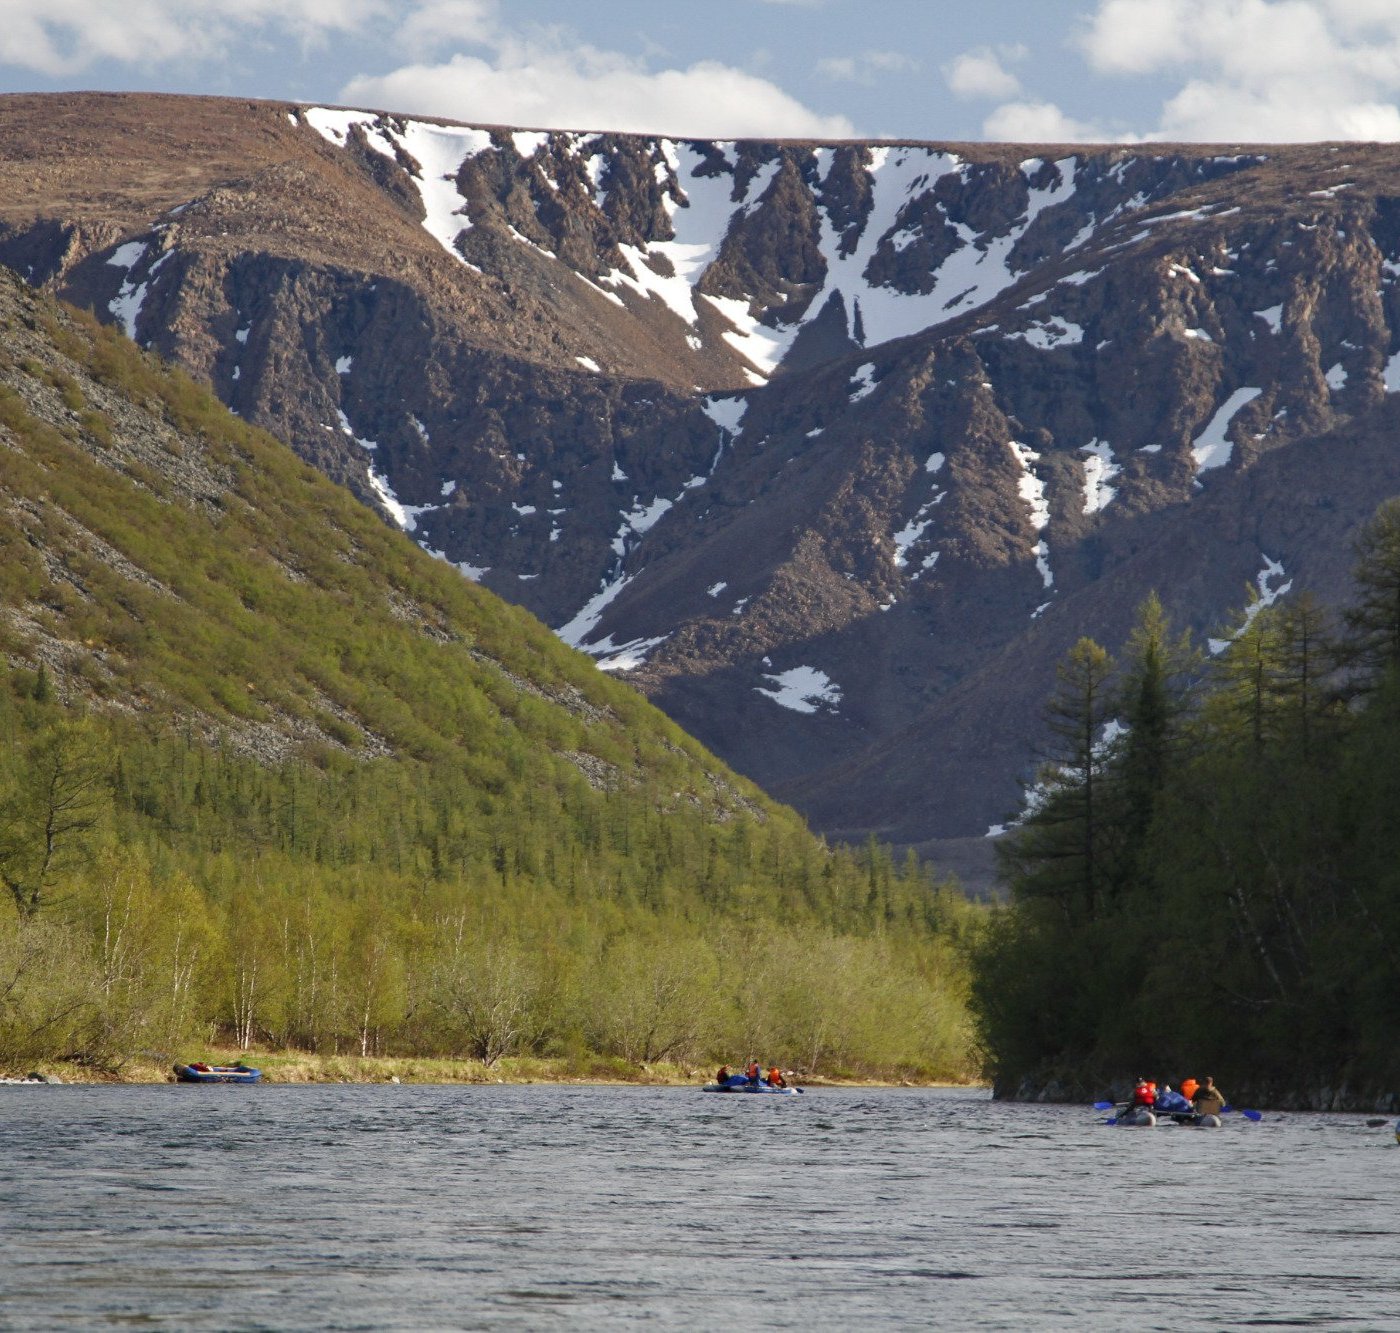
top-left (0, 286), bottom-right (980, 1083)
top-left (0, 666), bottom-right (982, 1081)
top-left (976, 499), bottom-right (1400, 1104)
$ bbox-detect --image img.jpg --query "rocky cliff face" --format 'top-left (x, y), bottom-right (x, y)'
top-left (6, 93), bottom-right (1400, 885)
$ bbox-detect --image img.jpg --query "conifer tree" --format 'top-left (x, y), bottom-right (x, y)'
top-left (1343, 496), bottom-right (1400, 687)
top-left (998, 637), bottom-right (1116, 923)
top-left (1108, 593), bottom-right (1199, 899)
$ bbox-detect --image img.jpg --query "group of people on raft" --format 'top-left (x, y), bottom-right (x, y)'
top-left (1127, 1074), bottom-right (1226, 1122)
top-left (714, 1062), bottom-right (788, 1089)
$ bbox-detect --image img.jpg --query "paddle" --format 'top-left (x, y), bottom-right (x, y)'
top-left (1093, 1100), bottom-right (1116, 1111)
top-left (1221, 1105), bottom-right (1263, 1121)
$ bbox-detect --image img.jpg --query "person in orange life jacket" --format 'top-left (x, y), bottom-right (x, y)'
top-left (767, 1067), bottom-right (786, 1088)
top-left (1192, 1075), bottom-right (1226, 1117)
top-left (1179, 1076), bottom-right (1199, 1102)
top-left (745, 1061), bottom-right (761, 1085)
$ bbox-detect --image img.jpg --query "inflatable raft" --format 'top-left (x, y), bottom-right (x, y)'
top-left (174, 1062), bottom-right (262, 1084)
top-left (703, 1075), bottom-right (800, 1095)
top-left (1112, 1106), bottom-right (1221, 1127)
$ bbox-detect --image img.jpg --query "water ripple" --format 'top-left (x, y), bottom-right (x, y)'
top-left (2, 1085), bottom-right (1396, 1327)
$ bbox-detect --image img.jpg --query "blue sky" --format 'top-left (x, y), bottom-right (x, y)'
top-left (4, 1), bottom-right (1400, 142)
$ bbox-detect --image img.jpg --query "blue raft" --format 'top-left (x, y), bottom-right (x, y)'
top-left (703, 1075), bottom-right (800, 1095)
top-left (174, 1062), bottom-right (262, 1084)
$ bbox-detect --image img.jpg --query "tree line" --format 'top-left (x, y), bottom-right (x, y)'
top-left (0, 677), bottom-right (980, 1080)
top-left (975, 499), bottom-right (1400, 1102)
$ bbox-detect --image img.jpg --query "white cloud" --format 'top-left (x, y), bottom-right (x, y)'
top-left (0, 0), bottom-right (385, 76)
top-left (1079, 0), bottom-right (1400, 141)
top-left (342, 39), bottom-right (855, 138)
top-left (817, 56), bottom-right (857, 82)
top-left (817, 49), bottom-right (917, 85)
top-left (983, 100), bottom-right (1101, 142)
top-left (945, 48), bottom-right (1023, 101)
top-left (395, 0), bottom-right (494, 56)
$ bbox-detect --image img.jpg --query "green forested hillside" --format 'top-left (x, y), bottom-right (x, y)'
top-left (0, 272), bottom-right (977, 1078)
top-left (977, 506), bottom-right (1400, 1106)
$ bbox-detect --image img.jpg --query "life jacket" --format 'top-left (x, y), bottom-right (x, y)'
top-left (1131, 1082), bottom-right (1152, 1107)
top-left (745, 1063), bottom-right (760, 1082)
top-left (768, 1068), bottom-right (785, 1087)
top-left (1180, 1078), bottom-right (1199, 1101)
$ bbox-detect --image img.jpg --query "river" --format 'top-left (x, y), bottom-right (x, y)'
top-left (1, 1084), bottom-right (1395, 1329)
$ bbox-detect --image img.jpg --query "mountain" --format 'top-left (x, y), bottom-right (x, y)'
top-left (0, 261), bottom-right (777, 821)
top-left (7, 92), bottom-right (1400, 885)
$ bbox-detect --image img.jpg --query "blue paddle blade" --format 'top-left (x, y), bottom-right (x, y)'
top-left (1104, 1116), bottom-right (1118, 1126)
top-left (1239, 1108), bottom-right (1263, 1121)
top-left (1093, 1101), bottom-right (1115, 1110)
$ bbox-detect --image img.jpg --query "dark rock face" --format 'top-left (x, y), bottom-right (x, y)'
top-left (7, 94), bottom-right (1400, 886)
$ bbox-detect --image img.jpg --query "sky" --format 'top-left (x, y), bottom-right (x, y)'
top-left (4, 0), bottom-right (1400, 143)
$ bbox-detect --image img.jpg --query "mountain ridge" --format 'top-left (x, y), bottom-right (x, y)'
top-left (6, 92), bottom-right (1400, 885)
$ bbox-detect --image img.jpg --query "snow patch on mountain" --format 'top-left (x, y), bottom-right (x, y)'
top-left (1207, 555), bottom-right (1293, 654)
top-left (1081, 439), bottom-right (1120, 514)
top-left (107, 242), bottom-right (170, 341)
top-left (335, 408), bottom-right (434, 533)
top-left (512, 131), bottom-right (550, 159)
top-left (594, 633), bottom-right (670, 673)
top-left (755, 666), bottom-right (842, 714)
top-left (703, 394), bottom-right (748, 434)
top-left (1009, 441), bottom-right (1053, 592)
top-left (305, 109), bottom-right (493, 268)
top-left (1009, 318), bottom-right (1084, 350)
top-left (1192, 387), bottom-right (1263, 473)
top-left (555, 566), bottom-right (636, 650)
top-left (849, 363), bottom-right (877, 401)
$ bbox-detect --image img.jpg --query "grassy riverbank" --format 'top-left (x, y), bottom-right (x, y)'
top-left (11, 1050), bottom-right (986, 1089)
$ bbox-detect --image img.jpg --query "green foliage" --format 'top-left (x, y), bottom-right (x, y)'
top-left (996, 637), bottom-right (1116, 925)
top-left (0, 293), bottom-right (980, 1079)
top-left (0, 708), bottom-right (979, 1075)
top-left (977, 529), bottom-right (1400, 1099)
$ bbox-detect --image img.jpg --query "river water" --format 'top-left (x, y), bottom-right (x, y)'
top-left (1, 1084), bottom-right (1395, 1329)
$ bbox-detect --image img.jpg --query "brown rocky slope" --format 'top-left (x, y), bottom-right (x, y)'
top-left (5, 93), bottom-right (1400, 885)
